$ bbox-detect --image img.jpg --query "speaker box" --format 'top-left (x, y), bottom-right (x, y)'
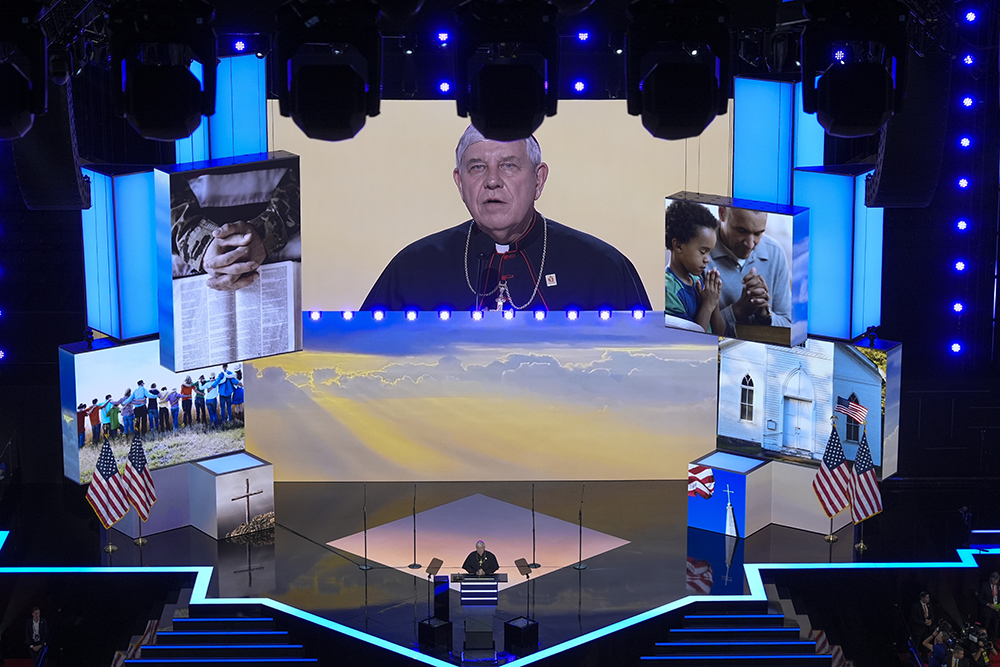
top-left (13, 79), bottom-right (91, 210)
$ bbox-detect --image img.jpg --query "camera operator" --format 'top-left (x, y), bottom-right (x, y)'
top-left (963, 625), bottom-right (996, 667)
top-left (925, 627), bottom-right (953, 667)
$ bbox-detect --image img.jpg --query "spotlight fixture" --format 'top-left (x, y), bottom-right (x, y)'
top-left (220, 33), bottom-right (271, 58)
top-left (625, 0), bottom-right (732, 140)
top-left (0, 0), bottom-right (47, 140)
top-left (109, 0), bottom-right (217, 141)
top-left (799, 0), bottom-right (909, 138)
top-left (454, 0), bottom-right (560, 140)
top-left (276, 0), bottom-right (381, 141)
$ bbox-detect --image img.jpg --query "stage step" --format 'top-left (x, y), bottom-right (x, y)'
top-left (155, 630), bottom-right (291, 645)
top-left (123, 603), bottom-right (319, 667)
top-left (124, 659), bottom-right (319, 666)
top-left (669, 626), bottom-right (802, 641)
top-left (137, 643), bottom-right (304, 658)
top-left (640, 655), bottom-right (831, 666)
top-left (682, 613), bottom-right (787, 627)
top-left (652, 640), bottom-right (820, 655)
top-left (639, 603), bottom-right (832, 667)
top-left (172, 617), bottom-right (276, 632)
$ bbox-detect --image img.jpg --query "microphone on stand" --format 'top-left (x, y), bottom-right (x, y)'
top-left (573, 483), bottom-right (587, 570)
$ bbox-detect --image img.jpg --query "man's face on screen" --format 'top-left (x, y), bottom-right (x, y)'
top-left (719, 207), bottom-right (768, 260)
top-left (454, 139), bottom-right (548, 245)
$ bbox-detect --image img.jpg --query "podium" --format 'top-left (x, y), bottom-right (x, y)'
top-left (451, 573), bottom-right (507, 606)
top-left (450, 573), bottom-right (508, 656)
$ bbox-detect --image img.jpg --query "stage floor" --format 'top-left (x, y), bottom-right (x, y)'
top-left (94, 479), bottom-right (867, 660)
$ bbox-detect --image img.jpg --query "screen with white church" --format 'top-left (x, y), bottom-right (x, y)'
top-left (716, 337), bottom-right (901, 475)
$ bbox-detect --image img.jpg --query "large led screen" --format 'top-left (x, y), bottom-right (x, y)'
top-left (716, 337), bottom-right (901, 476)
top-left (59, 339), bottom-right (246, 484)
top-left (268, 99), bottom-right (734, 313)
top-left (156, 152), bottom-right (303, 372)
top-left (245, 311), bottom-right (719, 481)
top-left (665, 193), bottom-right (808, 346)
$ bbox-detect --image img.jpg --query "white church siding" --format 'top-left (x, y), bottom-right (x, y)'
top-left (718, 340), bottom-right (766, 444)
top-left (719, 338), bottom-right (884, 464)
top-left (832, 346), bottom-right (884, 464)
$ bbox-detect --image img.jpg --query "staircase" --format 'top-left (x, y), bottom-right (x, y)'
top-left (639, 602), bottom-right (832, 666)
top-left (125, 603), bottom-right (320, 666)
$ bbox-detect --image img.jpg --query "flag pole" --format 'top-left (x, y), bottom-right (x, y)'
top-left (824, 516), bottom-right (838, 543)
top-left (854, 520), bottom-right (867, 553)
top-left (854, 421), bottom-right (869, 553)
top-left (104, 526), bottom-right (118, 554)
top-left (134, 519), bottom-right (147, 547)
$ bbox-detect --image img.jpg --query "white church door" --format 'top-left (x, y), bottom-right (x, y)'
top-left (783, 398), bottom-right (813, 452)
top-left (781, 368), bottom-right (815, 454)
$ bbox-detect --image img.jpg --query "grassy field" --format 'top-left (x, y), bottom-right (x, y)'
top-left (78, 425), bottom-right (245, 484)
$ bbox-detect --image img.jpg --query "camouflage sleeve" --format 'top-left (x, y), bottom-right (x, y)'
top-left (248, 167), bottom-right (301, 259)
top-left (171, 181), bottom-right (219, 275)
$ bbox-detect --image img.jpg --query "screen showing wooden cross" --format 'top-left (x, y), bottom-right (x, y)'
top-left (232, 477), bottom-right (264, 526)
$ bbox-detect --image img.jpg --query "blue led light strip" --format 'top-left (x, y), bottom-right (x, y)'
top-left (1, 535), bottom-right (998, 667)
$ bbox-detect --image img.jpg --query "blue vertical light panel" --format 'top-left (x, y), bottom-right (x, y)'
top-left (793, 165), bottom-right (882, 339)
top-left (175, 55), bottom-right (267, 164)
top-left (81, 166), bottom-right (158, 340)
top-left (852, 174), bottom-right (884, 338)
top-left (81, 167), bottom-right (157, 340)
top-left (733, 77), bottom-right (794, 205)
top-left (793, 81), bottom-right (825, 168)
top-left (81, 170), bottom-right (116, 337)
top-left (175, 61), bottom-right (210, 164)
top-left (211, 55), bottom-right (268, 158)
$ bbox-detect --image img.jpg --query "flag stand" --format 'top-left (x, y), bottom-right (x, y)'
top-left (823, 517), bottom-right (838, 543)
top-left (854, 521), bottom-right (867, 553)
top-left (134, 520), bottom-right (147, 547)
top-left (104, 527), bottom-right (118, 554)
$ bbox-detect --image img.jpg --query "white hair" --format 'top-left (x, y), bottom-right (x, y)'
top-left (455, 126), bottom-right (542, 170)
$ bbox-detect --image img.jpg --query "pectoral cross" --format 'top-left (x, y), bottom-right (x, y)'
top-left (231, 478), bottom-right (264, 525)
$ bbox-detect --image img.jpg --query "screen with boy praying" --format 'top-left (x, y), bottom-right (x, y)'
top-left (664, 193), bottom-right (808, 347)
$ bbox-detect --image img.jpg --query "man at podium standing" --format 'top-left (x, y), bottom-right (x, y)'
top-left (463, 541), bottom-right (499, 576)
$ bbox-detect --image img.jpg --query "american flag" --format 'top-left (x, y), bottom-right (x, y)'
top-left (812, 424), bottom-right (851, 518)
top-left (685, 557), bottom-right (713, 595)
top-left (688, 464), bottom-right (715, 499)
top-left (850, 430), bottom-right (882, 524)
top-left (86, 440), bottom-right (129, 529)
top-left (123, 433), bottom-right (157, 521)
top-left (835, 396), bottom-right (868, 424)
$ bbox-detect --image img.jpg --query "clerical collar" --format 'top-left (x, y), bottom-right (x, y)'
top-left (471, 211), bottom-right (542, 254)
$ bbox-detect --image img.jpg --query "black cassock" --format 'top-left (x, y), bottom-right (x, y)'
top-left (462, 549), bottom-right (499, 575)
top-left (361, 213), bottom-right (651, 312)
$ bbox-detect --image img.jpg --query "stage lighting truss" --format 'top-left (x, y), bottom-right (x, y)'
top-left (799, 0), bottom-right (909, 138)
top-left (275, 0), bottom-right (381, 141)
top-left (108, 0), bottom-right (217, 142)
top-left (624, 0), bottom-right (731, 141)
top-left (0, 0), bottom-right (48, 140)
top-left (454, 0), bottom-right (560, 141)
